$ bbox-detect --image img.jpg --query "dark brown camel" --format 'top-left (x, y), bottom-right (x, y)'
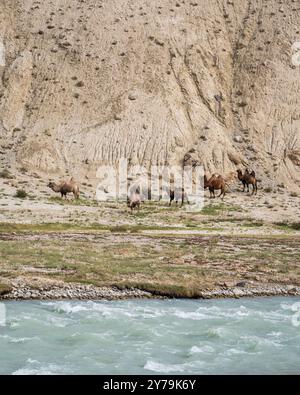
top-left (237, 169), bottom-right (258, 195)
top-left (204, 174), bottom-right (226, 199)
top-left (127, 190), bottom-right (141, 212)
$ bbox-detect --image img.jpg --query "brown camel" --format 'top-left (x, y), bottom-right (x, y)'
top-left (237, 169), bottom-right (257, 195)
top-left (204, 174), bottom-right (226, 199)
top-left (48, 177), bottom-right (80, 199)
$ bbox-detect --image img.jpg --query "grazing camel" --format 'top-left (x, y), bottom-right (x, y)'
top-left (237, 169), bottom-right (248, 192)
top-left (48, 177), bottom-right (80, 199)
top-left (237, 169), bottom-right (258, 195)
top-left (204, 174), bottom-right (226, 199)
top-left (127, 189), bottom-right (141, 212)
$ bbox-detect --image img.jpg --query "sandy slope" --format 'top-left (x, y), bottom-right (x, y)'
top-left (0, 0), bottom-right (299, 188)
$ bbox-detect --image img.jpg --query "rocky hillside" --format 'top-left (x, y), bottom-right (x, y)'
top-left (0, 0), bottom-right (299, 188)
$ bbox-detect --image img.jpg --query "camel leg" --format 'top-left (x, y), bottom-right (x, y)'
top-left (219, 190), bottom-right (225, 199)
top-left (253, 183), bottom-right (258, 195)
top-left (180, 196), bottom-right (184, 207)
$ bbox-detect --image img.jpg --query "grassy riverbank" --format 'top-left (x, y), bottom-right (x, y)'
top-left (0, 187), bottom-right (299, 299)
top-left (0, 226), bottom-right (299, 299)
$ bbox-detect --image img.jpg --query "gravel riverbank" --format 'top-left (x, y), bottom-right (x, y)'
top-left (1, 283), bottom-right (152, 300)
top-left (1, 282), bottom-right (300, 301)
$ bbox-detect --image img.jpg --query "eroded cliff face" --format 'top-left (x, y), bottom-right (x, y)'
top-left (0, 0), bottom-right (299, 186)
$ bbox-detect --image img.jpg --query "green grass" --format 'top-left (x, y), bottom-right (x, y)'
top-left (240, 221), bottom-right (264, 228)
top-left (0, 222), bottom-right (199, 234)
top-left (48, 197), bottom-right (100, 206)
top-left (200, 203), bottom-right (243, 215)
top-left (0, 282), bottom-right (12, 295)
top-left (15, 189), bottom-right (28, 199)
top-left (0, 169), bottom-right (14, 179)
top-left (115, 282), bottom-right (205, 298)
top-left (0, 234), bottom-right (299, 298)
top-left (0, 221), bottom-right (297, 237)
top-left (274, 222), bottom-right (300, 231)
top-left (0, 238), bottom-right (219, 296)
top-left (0, 222), bottom-right (96, 233)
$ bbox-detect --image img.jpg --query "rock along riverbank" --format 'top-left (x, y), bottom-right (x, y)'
top-left (1, 282), bottom-right (300, 301)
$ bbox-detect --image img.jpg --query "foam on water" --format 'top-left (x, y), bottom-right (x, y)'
top-left (223, 348), bottom-right (249, 356)
top-left (173, 310), bottom-right (209, 320)
top-left (0, 334), bottom-right (38, 343)
top-left (144, 360), bottom-right (186, 373)
top-left (1, 297), bottom-right (300, 374)
top-left (12, 360), bottom-right (71, 376)
top-left (190, 345), bottom-right (215, 354)
top-left (202, 327), bottom-right (229, 339)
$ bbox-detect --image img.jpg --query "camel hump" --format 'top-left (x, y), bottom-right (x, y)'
top-left (250, 170), bottom-right (256, 177)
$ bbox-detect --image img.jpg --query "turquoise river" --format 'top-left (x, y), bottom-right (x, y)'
top-left (0, 297), bottom-right (300, 374)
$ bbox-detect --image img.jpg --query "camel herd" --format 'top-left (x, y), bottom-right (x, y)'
top-left (47, 168), bottom-right (258, 211)
top-left (202, 169), bottom-right (258, 201)
top-left (237, 169), bottom-right (258, 194)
